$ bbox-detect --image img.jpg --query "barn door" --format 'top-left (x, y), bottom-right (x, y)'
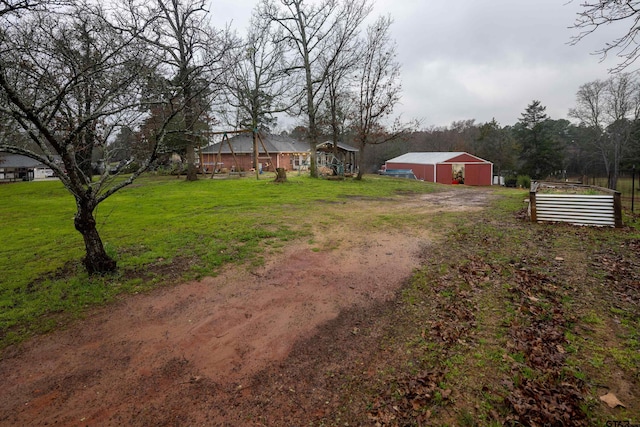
top-left (452, 163), bottom-right (465, 184)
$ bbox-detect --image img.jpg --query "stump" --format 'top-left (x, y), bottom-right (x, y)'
top-left (274, 167), bottom-right (287, 183)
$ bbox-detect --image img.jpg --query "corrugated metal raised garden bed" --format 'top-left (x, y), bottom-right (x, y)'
top-left (529, 182), bottom-right (622, 228)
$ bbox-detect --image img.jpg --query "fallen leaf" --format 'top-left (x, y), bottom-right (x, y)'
top-left (600, 392), bottom-right (626, 408)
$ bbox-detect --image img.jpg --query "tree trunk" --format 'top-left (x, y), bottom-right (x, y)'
top-left (74, 199), bottom-right (116, 275)
top-left (182, 68), bottom-right (198, 182)
top-left (253, 130), bottom-right (260, 180)
top-left (274, 167), bottom-right (287, 183)
top-left (185, 143), bottom-right (198, 181)
top-left (355, 144), bottom-right (365, 180)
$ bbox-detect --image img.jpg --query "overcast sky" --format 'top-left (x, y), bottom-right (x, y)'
top-left (208, 0), bottom-right (624, 130)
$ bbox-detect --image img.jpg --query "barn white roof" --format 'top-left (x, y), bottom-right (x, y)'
top-left (386, 152), bottom-right (489, 165)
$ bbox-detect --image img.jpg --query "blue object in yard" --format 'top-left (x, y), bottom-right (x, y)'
top-left (382, 169), bottom-right (417, 179)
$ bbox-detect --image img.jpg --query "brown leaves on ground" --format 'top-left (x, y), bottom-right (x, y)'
top-left (367, 252), bottom-right (591, 426)
top-left (368, 371), bottom-right (449, 425)
top-left (593, 238), bottom-right (640, 308)
top-left (365, 256), bottom-right (484, 425)
top-left (364, 212), bottom-right (640, 426)
top-left (503, 267), bottom-right (589, 426)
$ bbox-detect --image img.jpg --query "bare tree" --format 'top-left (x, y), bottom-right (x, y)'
top-left (319, 20), bottom-right (361, 163)
top-left (571, 1), bottom-right (640, 72)
top-left (0, 2), bottom-right (179, 274)
top-left (569, 73), bottom-right (640, 189)
top-left (258, 0), bottom-right (370, 177)
top-left (569, 79), bottom-right (607, 130)
top-left (127, 0), bottom-right (233, 181)
top-left (223, 15), bottom-right (293, 178)
top-left (351, 15), bottom-right (413, 180)
top-left (0, 0), bottom-right (60, 16)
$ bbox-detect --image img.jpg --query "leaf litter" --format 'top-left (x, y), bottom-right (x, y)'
top-left (364, 211), bottom-right (640, 426)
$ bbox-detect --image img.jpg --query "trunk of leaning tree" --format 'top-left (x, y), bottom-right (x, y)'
top-left (74, 198), bottom-right (116, 275)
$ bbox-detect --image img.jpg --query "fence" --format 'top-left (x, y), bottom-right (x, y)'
top-left (529, 182), bottom-right (622, 228)
top-left (581, 171), bottom-right (637, 211)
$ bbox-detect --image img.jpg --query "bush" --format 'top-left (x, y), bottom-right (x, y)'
top-left (517, 175), bottom-right (531, 189)
top-left (122, 162), bottom-right (140, 174)
top-left (505, 176), bottom-right (517, 188)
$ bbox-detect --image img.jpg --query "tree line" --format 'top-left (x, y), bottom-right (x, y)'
top-left (357, 75), bottom-right (640, 190)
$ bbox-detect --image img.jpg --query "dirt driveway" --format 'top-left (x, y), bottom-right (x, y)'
top-left (0, 187), bottom-right (494, 426)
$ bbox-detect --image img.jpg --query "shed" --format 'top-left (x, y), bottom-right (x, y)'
top-left (0, 153), bottom-right (55, 182)
top-left (385, 152), bottom-right (493, 186)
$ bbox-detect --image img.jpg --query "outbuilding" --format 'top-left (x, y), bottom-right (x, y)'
top-left (0, 153), bottom-right (56, 182)
top-left (385, 152), bottom-right (493, 186)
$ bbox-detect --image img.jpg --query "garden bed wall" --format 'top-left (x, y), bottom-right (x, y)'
top-left (529, 182), bottom-right (622, 228)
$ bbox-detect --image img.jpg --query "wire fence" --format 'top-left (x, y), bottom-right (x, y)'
top-left (581, 171), bottom-right (638, 212)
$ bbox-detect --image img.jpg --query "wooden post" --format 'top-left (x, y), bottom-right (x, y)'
top-left (529, 182), bottom-right (538, 223)
top-left (211, 134), bottom-right (226, 178)
top-left (632, 165), bottom-right (636, 213)
top-left (529, 191), bottom-right (537, 223)
top-left (614, 191), bottom-right (623, 228)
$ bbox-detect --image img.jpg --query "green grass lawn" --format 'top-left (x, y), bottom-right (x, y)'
top-left (0, 173), bottom-right (440, 348)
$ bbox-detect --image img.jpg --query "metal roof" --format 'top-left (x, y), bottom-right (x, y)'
top-left (317, 140), bottom-right (359, 152)
top-left (386, 152), bottom-right (488, 164)
top-left (202, 135), bottom-right (358, 155)
top-left (201, 133), bottom-right (309, 154)
top-left (0, 153), bottom-right (45, 168)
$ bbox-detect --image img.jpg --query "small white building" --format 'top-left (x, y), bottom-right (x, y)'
top-left (0, 153), bottom-right (56, 181)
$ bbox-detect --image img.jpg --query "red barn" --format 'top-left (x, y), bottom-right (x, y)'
top-left (385, 152), bottom-right (493, 186)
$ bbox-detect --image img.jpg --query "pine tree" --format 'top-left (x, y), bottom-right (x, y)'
top-left (515, 100), bottom-right (562, 179)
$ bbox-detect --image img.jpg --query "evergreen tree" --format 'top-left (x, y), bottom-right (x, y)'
top-left (475, 118), bottom-right (519, 180)
top-left (514, 100), bottom-right (563, 179)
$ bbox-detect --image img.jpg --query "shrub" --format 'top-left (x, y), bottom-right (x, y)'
top-left (505, 176), bottom-right (517, 188)
top-left (517, 175), bottom-right (531, 189)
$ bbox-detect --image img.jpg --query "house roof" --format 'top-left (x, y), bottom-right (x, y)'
top-left (317, 141), bottom-right (359, 152)
top-left (386, 152), bottom-right (490, 165)
top-left (201, 134), bottom-right (359, 155)
top-left (201, 133), bottom-right (309, 155)
top-left (0, 153), bottom-right (45, 168)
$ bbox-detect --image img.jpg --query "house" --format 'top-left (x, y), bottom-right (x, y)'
top-left (200, 133), bottom-right (309, 173)
top-left (384, 152), bottom-right (493, 186)
top-left (200, 134), bottom-right (359, 173)
top-left (0, 153), bottom-right (56, 182)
